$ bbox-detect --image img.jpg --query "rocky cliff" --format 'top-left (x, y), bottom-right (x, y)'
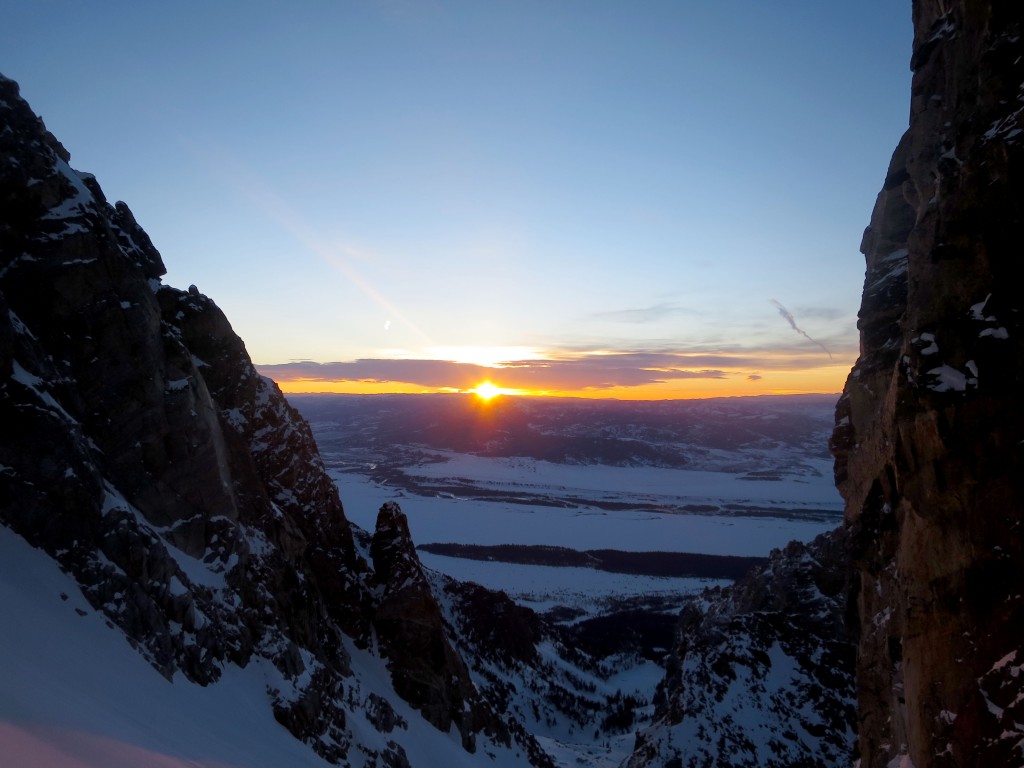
top-left (369, 501), bottom-right (489, 751)
top-left (831, 2), bottom-right (1024, 766)
top-left (0, 72), bottom-right (544, 765)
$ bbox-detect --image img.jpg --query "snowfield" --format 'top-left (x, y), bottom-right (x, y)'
top-left (339, 468), bottom-right (837, 556)
top-left (330, 450), bottom-right (841, 627)
top-left (0, 524), bottom-right (333, 768)
top-left (0, 523), bottom-right (542, 768)
top-left (335, 457), bottom-right (840, 556)
top-left (405, 452), bottom-right (839, 507)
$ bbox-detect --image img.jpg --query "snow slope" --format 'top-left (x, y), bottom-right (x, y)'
top-left (0, 524), bottom-right (533, 768)
top-left (0, 525), bottom-right (334, 768)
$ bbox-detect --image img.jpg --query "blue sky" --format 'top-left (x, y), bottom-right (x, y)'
top-left (1, 1), bottom-right (912, 397)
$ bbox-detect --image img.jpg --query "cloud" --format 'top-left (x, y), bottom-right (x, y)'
top-left (260, 359), bottom-right (487, 389)
top-left (495, 354), bottom-right (728, 390)
top-left (588, 302), bottom-right (695, 324)
top-left (257, 353), bottom-right (731, 393)
top-left (257, 341), bottom-right (854, 395)
top-left (770, 299), bottom-right (833, 359)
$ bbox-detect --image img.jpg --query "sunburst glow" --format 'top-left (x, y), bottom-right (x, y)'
top-left (470, 381), bottom-right (534, 400)
top-left (472, 381), bottom-right (504, 401)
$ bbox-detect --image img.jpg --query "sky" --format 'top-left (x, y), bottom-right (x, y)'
top-left (1, 1), bottom-right (912, 399)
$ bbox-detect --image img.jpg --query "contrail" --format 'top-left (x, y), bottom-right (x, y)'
top-left (181, 136), bottom-right (434, 348)
top-left (770, 299), bottom-right (833, 359)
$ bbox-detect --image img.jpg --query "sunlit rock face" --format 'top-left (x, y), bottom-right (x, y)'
top-left (831, 2), bottom-right (1024, 765)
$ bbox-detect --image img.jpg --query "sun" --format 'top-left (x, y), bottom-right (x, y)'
top-left (469, 381), bottom-right (531, 400)
top-left (472, 381), bottom-right (503, 401)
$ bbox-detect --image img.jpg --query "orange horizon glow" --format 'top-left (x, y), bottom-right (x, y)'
top-left (271, 363), bottom-right (851, 400)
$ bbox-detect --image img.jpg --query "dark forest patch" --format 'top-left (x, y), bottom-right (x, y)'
top-left (416, 542), bottom-right (765, 580)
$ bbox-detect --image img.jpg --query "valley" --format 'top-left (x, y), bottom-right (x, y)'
top-left (289, 392), bottom-right (848, 764)
top-left (298, 394), bottom-right (840, 623)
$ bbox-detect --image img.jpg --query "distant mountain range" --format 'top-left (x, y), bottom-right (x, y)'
top-left (290, 391), bottom-right (838, 473)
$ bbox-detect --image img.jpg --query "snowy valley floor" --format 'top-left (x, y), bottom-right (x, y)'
top-left (323, 451), bottom-right (844, 765)
top-left (330, 452), bottom-right (842, 621)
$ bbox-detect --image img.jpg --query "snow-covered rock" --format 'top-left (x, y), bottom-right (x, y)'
top-left (626, 528), bottom-right (856, 767)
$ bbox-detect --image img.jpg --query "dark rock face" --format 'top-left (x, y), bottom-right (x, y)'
top-left (369, 501), bottom-right (484, 751)
top-left (0, 71), bottom-right (369, 750)
top-left (441, 577), bottom-right (542, 669)
top-left (625, 529), bottom-right (856, 768)
top-left (831, 3), bottom-right (1024, 766)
